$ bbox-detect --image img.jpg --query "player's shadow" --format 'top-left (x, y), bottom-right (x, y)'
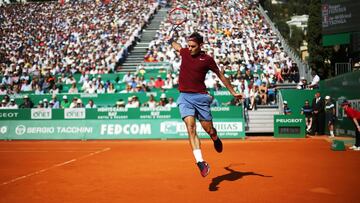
top-left (209, 166), bottom-right (272, 191)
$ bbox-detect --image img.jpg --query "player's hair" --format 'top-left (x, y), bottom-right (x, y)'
top-left (188, 32), bottom-right (204, 45)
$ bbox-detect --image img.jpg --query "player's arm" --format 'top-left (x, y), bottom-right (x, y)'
top-left (215, 70), bottom-right (242, 99)
top-left (167, 36), bottom-right (181, 52)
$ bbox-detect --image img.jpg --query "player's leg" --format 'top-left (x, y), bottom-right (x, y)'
top-left (183, 116), bottom-right (201, 151)
top-left (183, 116), bottom-right (210, 177)
top-left (200, 120), bottom-right (223, 153)
top-left (177, 93), bottom-right (210, 177)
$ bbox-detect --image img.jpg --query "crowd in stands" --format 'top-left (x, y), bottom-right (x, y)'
top-left (146, 0), bottom-right (301, 109)
top-left (0, 0), bottom-right (158, 95)
top-left (0, 0), bottom-right (307, 110)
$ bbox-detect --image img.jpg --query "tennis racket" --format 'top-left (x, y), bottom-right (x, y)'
top-left (168, 7), bottom-right (188, 37)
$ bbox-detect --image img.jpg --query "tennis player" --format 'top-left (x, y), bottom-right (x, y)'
top-left (168, 32), bottom-right (242, 177)
top-left (341, 100), bottom-right (360, 151)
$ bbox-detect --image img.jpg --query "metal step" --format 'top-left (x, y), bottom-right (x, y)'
top-left (121, 6), bottom-right (166, 66)
top-left (246, 128), bottom-right (274, 133)
top-left (248, 120), bottom-right (274, 124)
top-left (248, 123), bottom-right (274, 127)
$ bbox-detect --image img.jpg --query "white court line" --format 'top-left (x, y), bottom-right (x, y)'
top-left (1, 147), bottom-right (111, 186)
top-left (0, 150), bottom-right (98, 153)
top-left (0, 148), bottom-right (107, 151)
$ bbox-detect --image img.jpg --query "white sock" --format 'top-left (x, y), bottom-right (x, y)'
top-left (193, 149), bottom-right (204, 163)
top-left (330, 131), bottom-right (334, 136)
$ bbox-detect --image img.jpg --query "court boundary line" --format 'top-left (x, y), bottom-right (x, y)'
top-left (0, 147), bottom-right (111, 186)
top-left (0, 150), bottom-right (102, 153)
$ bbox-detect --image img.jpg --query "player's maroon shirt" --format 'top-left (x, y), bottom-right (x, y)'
top-left (344, 107), bottom-right (360, 120)
top-left (178, 48), bottom-right (220, 94)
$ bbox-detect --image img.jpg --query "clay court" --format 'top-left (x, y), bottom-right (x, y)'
top-left (0, 137), bottom-right (359, 203)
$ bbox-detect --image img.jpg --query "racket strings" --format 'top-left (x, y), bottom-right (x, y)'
top-left (169, 9), bottom-right (187, 25)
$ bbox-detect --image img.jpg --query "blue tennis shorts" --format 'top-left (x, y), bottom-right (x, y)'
top-left (177, 92), bottom-right (213, 121)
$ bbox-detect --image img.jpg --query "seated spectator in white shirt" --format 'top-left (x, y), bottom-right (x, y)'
top-left (7, 99), bottom-right (18, 109)
top-left (68, 82), bottom-right (79, 94)
top-left (96, 83), bottom-right (106, 94)
top-left (84, 81), bottom-right (96, 94)
top-left (308, 70), bottom-right (320, 89)
top-left (165, 97), bottom-right (177, 108)
top-left (85, 99), bottom-right (97, 108)
top-left (65, 75), bottom-right (76, 85)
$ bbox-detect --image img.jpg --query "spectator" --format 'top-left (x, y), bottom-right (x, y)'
top-left (163, 75), bottom-right (174, 89)
top-left (325, 96), bottom-right (336, 137)
top-left (259, 82), bottom-right (268, 105)
top-left (297, 77), bottom-right (308, 90)
top-left (69, 97), bottom-right (78, 108)
top-left (132, 96), bottom-right (140, 108)
top-left (37, 101), bottom-right (44, 108)
top-left (115, 100), bottom-right (126, 108)
top-left (50, 95), bottom-right (60, 109)
top-left (311, 92), bottom-right (325, 135)
top-left (122, 72), bottom-right (134, 84)
top-left (147, 77), bottom-right (156, 89)
top-left (301, 100), bottom-right (313, 133)
top-left (107, 83), bottom-right (116, 93)
top-left (289, 63), bottom-right (300, 83)
top-left (85, 99), bottom-right (97, 108)
top-left (19, 95), bottom-right (34, 108)
top-left (76, 99), bottom-right (84, 108)
top-left (43, 98), bottom-right (49, 108)
top-left (267, 82), bottom-right (276, 105)
top-left (49, 101), bottom-right (55, 109)
top-left (165, 97), bottom-right (177, 108)
top-left (68, 82), bottom-right (79, 94)
top-left (308, 70), bottom-right (320, 89)
top-left (249, 85), bottom-right (260, 110)
top-left (7, 98), bottom-right (18, 109)
top-left (49, 84), bottom-right (60, 95)
top-left (144, 94), bottom-right (157, 108)
top-left (96, 83), bottom-right (106, 94)
top-left (0, 0), bottom-right (159, 95)
top-left (61, 95), bottom-right (71, 108)
top-left (283, 101), bottom-right (292, 115)
top-left (341, 100), bottom-right (360, 151)
top-left (0, 84), bottom-right (7, 95)
top-left (65, 75), bottom-right (76, 85)
top-left (154, 75), bottom-right (165, 89)
top-left (34, 84), bottom-right (44, 95)
top-left (125, 97), bottom-right (135, 108)
top-left (84, 81), bottom-right (96, 94)
top-left (0, 100), bottom-right (7, 109)
top-left (158, 93), bottom-right (168, 107)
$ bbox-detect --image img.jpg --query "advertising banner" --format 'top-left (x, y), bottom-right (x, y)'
top-left (0, 119), bottom-right (245, 140)
top-left (274, 115), bottom-right (306, 138)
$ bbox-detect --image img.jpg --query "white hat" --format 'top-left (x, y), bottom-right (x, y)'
top-left (77, 99), bottom-right (82, 104)
top-left (10, 98), bottom-right (15, 102)
top-left (116, 101), bottom-right (125, 105)
top-left (63, 95), bottom-right (68, 100)
top-left (300, 77), bottom-right (305, 80)
top-left (283, 101), bottom-right (288, 104)
top-left (160, 93), bottom-right (167, 99)
top-left (24, 95), bottom-right (29, 99)
top-left (43, 98), bottom-right (48, 102)
top-left (325, 96), bottom-right (330, 100)
top-left (1, 99), bottom-right (6, 103)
